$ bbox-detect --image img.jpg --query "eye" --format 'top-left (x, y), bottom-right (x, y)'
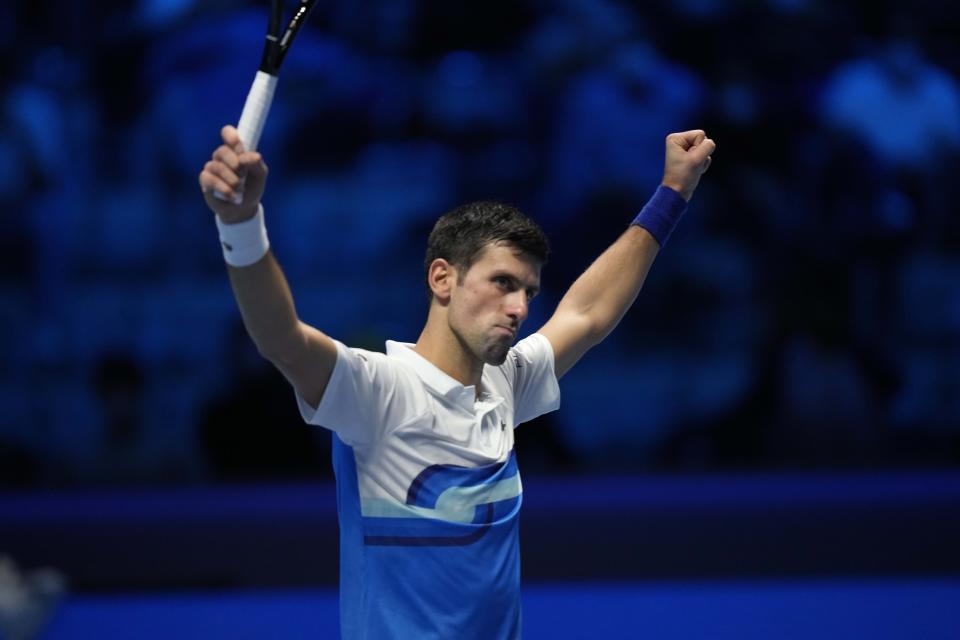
top-left (493, 276), bottom-right (511, 288)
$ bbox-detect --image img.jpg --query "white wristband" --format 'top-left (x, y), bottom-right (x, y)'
top-left (215, 204), bottom-right (270, 267)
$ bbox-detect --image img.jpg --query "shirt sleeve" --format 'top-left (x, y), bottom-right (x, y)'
top-left (503, 332), bottom-right (561, 426)
top-left (295, 340), bottom-right (417, 447)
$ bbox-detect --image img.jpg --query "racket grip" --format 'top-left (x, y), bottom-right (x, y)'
top-left (214, 70), bottom-right (279, 204)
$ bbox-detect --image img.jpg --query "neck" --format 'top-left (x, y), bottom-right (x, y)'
top-left (413, 307), bottom-right (484, 392)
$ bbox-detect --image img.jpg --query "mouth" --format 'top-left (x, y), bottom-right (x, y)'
top-left (494, 325), bottom-right (516, 338)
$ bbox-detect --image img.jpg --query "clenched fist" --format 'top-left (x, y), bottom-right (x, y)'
top-left (661, 130), bottom-right (715, 202)
top-left (198, 125), bottom-right (270, 224)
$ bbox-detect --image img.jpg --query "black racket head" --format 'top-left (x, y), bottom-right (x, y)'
top-left (259, 0), bottom-right (319, 75)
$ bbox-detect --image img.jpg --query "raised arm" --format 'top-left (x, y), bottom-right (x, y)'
top-left (538, 130), bottom-right (715, 378)
top-left (199, 125), bottom-right (336, 408)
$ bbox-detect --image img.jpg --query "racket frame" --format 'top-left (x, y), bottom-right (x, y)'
top-left (214, 0), bottom-right (318, 204)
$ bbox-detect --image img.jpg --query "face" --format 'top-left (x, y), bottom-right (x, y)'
top-left (446, 242), bottom-right (541, 366)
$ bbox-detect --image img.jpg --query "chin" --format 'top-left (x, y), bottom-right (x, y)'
top-left (482, 343), bottom-right (512, 366)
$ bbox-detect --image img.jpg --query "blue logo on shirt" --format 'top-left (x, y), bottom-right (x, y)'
top-left (363, 452), bottom-right (521, 547)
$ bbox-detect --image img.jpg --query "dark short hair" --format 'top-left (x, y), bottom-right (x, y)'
top-left (424, 201), bottom-right (550, 297)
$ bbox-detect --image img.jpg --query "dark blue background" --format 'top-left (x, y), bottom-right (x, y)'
top-left (3, 0), bottom-right (959, 487)
top-left (2, 2), bottom-right (960, 637)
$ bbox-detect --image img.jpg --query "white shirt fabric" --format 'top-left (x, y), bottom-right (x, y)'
top-left (296, 332), bottom-right (560, 509)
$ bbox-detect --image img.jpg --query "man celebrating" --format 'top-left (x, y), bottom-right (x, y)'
top-left (199, 128), bottom-right (714, 639)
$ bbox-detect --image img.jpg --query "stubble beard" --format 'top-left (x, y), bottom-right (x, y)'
top-left (482, 338), bottom-right (512, 366)
top-left (452, 323), bottom-right (513, 367)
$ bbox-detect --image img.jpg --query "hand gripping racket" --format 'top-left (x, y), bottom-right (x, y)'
top-left (215, 0), bottom-right (319, 203)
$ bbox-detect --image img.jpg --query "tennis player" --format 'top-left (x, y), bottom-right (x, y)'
top-left (199, 126), bottom-right (714, 639)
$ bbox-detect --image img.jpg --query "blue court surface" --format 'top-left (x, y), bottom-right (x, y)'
top-left (41, 579), bottom-right (960, 639)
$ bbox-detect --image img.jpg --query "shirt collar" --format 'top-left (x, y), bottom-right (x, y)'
top-left (385, 341), bottom-right (501, 412)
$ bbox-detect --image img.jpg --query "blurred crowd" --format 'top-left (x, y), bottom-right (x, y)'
top-left (2, 0), bottom-right (959, 488)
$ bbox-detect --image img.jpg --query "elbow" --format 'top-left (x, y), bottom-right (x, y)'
top-left (582, 310), bottom-right (621, 346)
top-left (586, 324), bottom-right (611, 348)
top-left (253, 327), bottom-right (306, 368)
top-left (258, 344), bottom-right (299, 370)
top-left (575, 310), bottom-right (609, 348)
top-left (255, 342), bottom-right (285, 365)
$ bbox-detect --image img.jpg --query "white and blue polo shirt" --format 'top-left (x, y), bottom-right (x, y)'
top-left (297, 333), bottom-right (560, 639)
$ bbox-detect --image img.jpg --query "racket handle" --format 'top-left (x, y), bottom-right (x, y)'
top-left (214, 70), bottom-right (279, 204)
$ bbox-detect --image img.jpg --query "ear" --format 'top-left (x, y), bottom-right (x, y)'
top-left (426, 258), bottom-right (457, 302)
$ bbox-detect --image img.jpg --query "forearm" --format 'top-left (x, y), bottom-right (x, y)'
top-left (555, 224), bottom-right (660, 345)
top-left (201, 127), bottom-right (334, 383)
top-left (226, 250), bottom-right (304, 362)
top-left (540, 131), bottom-right (713, 378)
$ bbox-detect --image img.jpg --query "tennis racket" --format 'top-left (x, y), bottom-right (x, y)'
top-left (215, 0), bottom-right (319, 203)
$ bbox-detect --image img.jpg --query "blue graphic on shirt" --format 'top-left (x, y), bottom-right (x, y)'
top-left (363, 451), bottom-right (521, 546)
top-left (333, 436), bottom-right (523, 639)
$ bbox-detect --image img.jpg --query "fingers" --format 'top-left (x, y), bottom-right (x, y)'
top-left (201, 145), bottom-right (243, 196)
top-left (693, 137), bottom-right (716, 164)
top-left (221, 125), bottom-right (244, 152)
top-left (206, 151), bottom-right (243, 183)
top-left (668, 130), bottom-right (716, 166)
top-left (200, 126), bottom-right (268, 215)
top-left (198, 152), bottom-right (267, 199)
top-left (668, 129), bottom-right (706, 151)
top-left (660, 129), bottom-right (715, 200)
top-left (241, 151), bottom-right (268, 193)
top-left (246, 152), bottom-right (267, 176)
top-left (201, 147), bottom-right (263, 192)
top-left (238, 150), bottom-right (264, 173)
top-left (198, 166), bottom-right (237, 199)
top-left (213, 145), bottom-right (241, 172)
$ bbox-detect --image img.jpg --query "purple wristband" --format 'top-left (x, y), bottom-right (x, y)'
top-left (630, 185), bottom-right (688, 247)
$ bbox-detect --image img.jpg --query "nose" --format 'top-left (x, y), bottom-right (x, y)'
top-left (505, 291), bottom-right (528, 325)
